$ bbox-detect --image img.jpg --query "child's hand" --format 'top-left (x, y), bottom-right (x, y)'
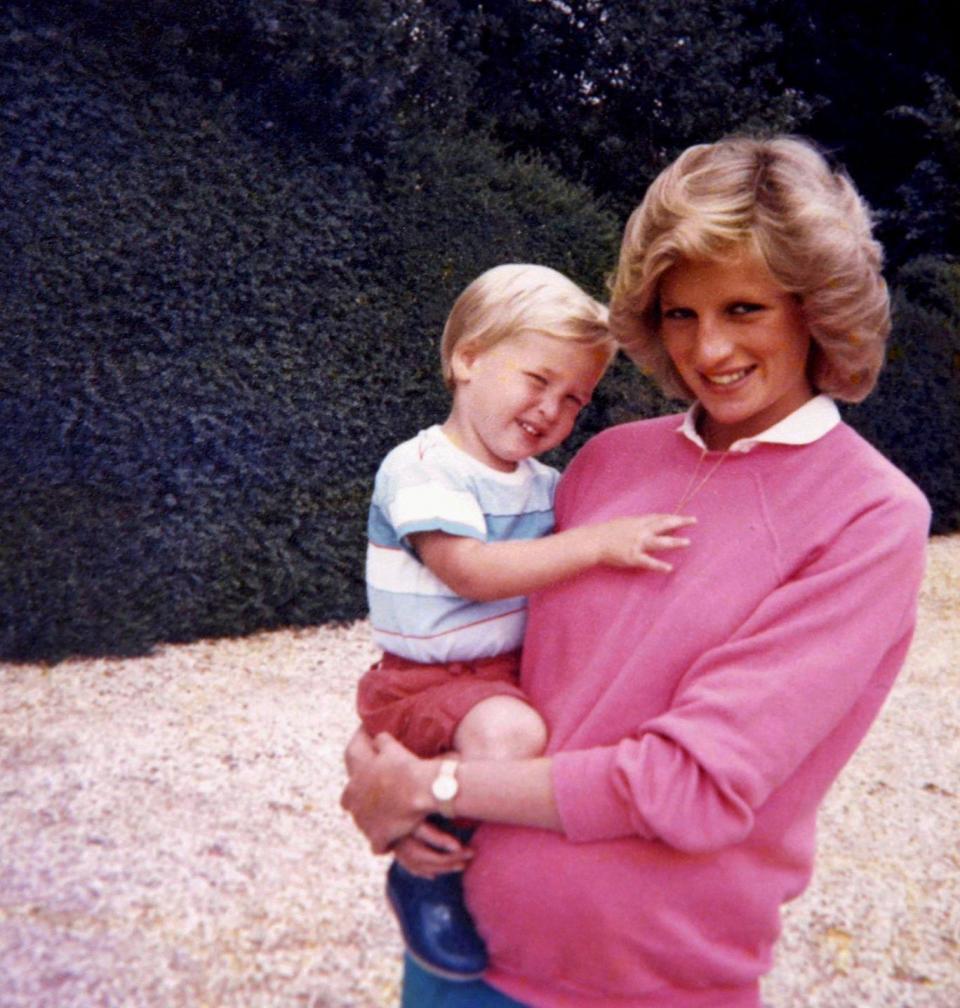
top-left (392, 823), bottom-right (473, 879)
top-left (589, 514), bottom-right (696, 572)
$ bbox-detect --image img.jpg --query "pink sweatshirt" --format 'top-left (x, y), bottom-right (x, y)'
top-left (465, 410), bottom-right (930, 1008)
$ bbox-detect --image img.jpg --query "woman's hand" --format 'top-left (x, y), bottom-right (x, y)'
top-left (340, 727), bottom-right (437, 854)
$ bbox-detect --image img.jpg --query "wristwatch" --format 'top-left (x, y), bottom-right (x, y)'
top-left (430, 758), bottom-right (460, 818)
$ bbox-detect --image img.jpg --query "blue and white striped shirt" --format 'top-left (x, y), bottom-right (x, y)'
top-left (366, 425), bottom-right (559, 662)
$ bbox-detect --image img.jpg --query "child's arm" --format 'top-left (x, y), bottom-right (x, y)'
top-left (411, 514), bottom-right (695, 602)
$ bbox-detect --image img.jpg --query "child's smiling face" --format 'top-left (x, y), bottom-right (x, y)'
top-left (442, 331), bottom-right (609, 472)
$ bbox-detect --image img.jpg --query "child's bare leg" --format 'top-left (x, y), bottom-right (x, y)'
top-left (386, 696), bottom-right (541, 978)
top-left (452, 695), bottom-right (547, 760)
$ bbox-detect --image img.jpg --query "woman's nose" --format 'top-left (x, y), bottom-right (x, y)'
top-left (692, 317), bottom-right (734, 366)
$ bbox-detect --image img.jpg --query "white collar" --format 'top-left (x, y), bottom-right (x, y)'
top-left (676, 395), bottom-right (841, 453)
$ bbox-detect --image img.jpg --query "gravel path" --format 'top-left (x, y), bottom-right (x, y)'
top-left (1, 536), bottom-right (958, 1007)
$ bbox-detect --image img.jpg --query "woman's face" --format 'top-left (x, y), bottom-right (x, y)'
top-left (658, 250), bottom-right (814, 451)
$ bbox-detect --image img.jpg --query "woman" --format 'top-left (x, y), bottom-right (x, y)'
top-left (341, 135), bottom-right (931, 1008)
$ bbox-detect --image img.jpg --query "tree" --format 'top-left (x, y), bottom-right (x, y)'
top-left (766, 0), bottom-right (958, 265)
top-left (437, 0), bottom-right (817, 213)
top-left (845, 256), bottom-right (960, 533)
top-left (886, 76), bottom-right (960, 263)
top-left (0, 2), bottom-right (620, 659)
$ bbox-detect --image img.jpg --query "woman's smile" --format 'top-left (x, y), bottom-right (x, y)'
top-left (659, 250), bottom-right (814, 450)
top-left (702, 365), bottom-right (755, 387)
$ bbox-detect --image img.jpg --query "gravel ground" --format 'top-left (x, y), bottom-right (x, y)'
top-left (1, 535), bottom-right (958, 1008)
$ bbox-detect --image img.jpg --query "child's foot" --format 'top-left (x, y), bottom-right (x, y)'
top-left (386, 860), bottom-right (488, 981)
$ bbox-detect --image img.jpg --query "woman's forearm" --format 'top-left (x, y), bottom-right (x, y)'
top-left (452, 756), bottom-right (562, 831)
top-left (341, 731), bottom-right (563, 854)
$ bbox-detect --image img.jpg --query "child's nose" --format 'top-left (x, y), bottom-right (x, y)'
top-left (537, 394), bottom-right (562, 421)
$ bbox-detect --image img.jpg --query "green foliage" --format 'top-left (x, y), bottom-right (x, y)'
top-left (766, 0), bottom-right (956, 268)
top-left (1, 7), bottom-right (389, 658)
top-left (887, 76), bottom-right (960, 261)
top-left (844, 256), bottom-right (960, 534)
top-left (0, 4), bottom-right (617, 660)
top-left (2, 1), bottom-right (958, 662)
top-left (441, 0), bottom-right (818, 216)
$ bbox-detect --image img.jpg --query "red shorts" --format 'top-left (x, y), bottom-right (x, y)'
top-left (357, 649), bottom-right (527, 758)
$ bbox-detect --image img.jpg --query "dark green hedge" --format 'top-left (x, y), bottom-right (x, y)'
top-left (2, 7), bottom-right (957, 663)
top-left (0, 8), bottom-right (619, 660)
top-left (843, 255), bottom-right (960, 534)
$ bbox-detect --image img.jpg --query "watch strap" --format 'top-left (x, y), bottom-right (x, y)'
top-left (431, 758), bottom-right (460, 818)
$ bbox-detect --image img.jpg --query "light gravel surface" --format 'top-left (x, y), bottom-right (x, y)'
top-left (1, 535), bottom-right (958, 1008)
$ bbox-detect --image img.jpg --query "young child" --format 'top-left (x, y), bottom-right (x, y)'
top-left (359, 263), bottom-right (694, 980)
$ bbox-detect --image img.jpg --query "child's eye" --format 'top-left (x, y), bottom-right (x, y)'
top-left (662, 307), bottom-right (694, 321)
top-left (525, 372), bottom-right (547, 385)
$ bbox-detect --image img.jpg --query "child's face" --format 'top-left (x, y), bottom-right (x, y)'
top-left (444, 331), bottom-right (609, 471)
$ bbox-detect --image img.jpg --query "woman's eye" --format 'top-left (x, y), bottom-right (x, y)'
top-left (662, 307), bottom-right (693, 321)
top-left (730, 302), bottom-right (763, 315)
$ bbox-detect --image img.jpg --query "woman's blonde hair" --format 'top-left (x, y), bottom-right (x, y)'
top-left (440, 264), bottom-right (614, 390)
top-left (609, 135), bottom-right (891, 403)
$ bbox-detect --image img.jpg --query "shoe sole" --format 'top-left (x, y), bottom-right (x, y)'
top-left (403, 944), bottom-right (486, 984)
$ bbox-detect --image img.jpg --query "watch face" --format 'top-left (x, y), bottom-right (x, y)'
top-left (433, 776), bottom-right (457, 801)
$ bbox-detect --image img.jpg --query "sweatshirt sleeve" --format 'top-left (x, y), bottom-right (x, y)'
top-left (551, 486), bottom-right (931, 852)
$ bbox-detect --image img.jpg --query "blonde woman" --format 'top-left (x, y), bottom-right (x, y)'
top-left (342, 136), bottom-right (930, 1008)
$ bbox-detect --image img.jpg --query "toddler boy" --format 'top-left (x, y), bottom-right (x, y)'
top-left (360, 264), bottom-right (694, 980)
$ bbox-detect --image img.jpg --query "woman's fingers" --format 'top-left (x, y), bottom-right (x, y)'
top-left (343, 726), bottom-right (375, 773)
top-left (340, 729), bottom-right (433, 854)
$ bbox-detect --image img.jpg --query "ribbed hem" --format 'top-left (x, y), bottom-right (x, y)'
top-left (487, 967), bottom-right (763, 1008)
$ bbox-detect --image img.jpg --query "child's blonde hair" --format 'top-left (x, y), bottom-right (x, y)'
top-left (441, 264), bottom-right (614, 390)
top-left (609, 135), bottom-right (890, 403)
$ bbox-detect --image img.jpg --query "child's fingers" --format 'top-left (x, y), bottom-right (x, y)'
top-left (624, 534), bottom-right (692, 570)
top-left (393, 834), bottom-right (471, 877)
top-left (647, 534), bottom-right (692, 551)
top-left (635, 556), bottom-right (674, 572)
top-left (417, 820), bottom-right (467, 854)
top-left (650, 514), bottom-right (697, 531)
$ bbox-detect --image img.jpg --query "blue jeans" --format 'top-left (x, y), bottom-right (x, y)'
top-left (401, 953), bottom-right (773, 1008)
top-left (401, 954), bottom-right (528, 1007)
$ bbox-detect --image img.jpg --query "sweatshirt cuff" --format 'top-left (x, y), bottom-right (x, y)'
top-left (552, 746), bottom-right (648, 843)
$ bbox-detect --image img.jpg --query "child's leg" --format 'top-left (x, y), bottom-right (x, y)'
top-left (452, 694), bottom-right (547, 760)
top-left (387, 696), bottom-right (544, 980)
top-left (369, 653), bottom-right (535, 982)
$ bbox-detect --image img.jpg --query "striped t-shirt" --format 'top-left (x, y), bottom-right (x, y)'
top-left (366, 425), bottom-right (559, 663)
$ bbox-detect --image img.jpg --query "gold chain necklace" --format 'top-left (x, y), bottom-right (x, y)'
top-left (674, 450), bottom-right (728, 511)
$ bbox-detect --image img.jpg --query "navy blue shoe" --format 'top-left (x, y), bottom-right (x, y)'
top-left (386, 859), bottom-right (488, 982)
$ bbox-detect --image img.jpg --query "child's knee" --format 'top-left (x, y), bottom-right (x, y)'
top-left (454, 696), bottom-right (547, 759)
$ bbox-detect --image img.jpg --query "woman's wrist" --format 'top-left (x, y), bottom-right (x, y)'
top-left (427, 757), bottom-right (461, 818)
top-left (445, 756), bottom-right (563, 832)
top-left (414, 756), bottom-right (451, 818)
